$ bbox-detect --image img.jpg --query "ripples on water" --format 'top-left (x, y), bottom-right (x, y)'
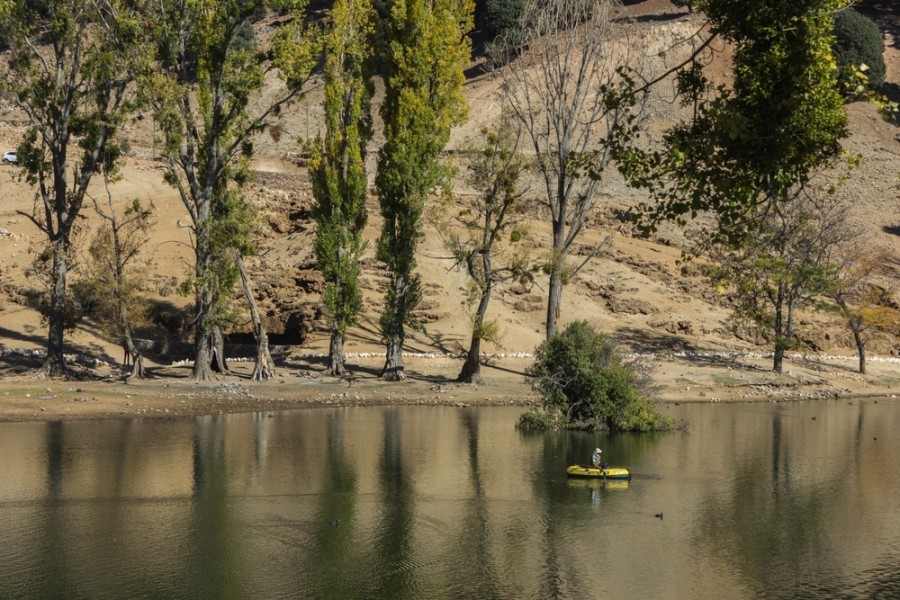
top-left (0, 401), bottom-right (897, 599)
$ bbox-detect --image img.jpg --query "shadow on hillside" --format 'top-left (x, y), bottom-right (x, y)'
top-left (345, 316), bottom-right (387, 348)
top-left (463, 61), bottom-right (490, 81)
top-left (613, 327), bottom-right (700, 354)
top-left (0, 324), bottom-right (45, 349)
top-left (883, 254), bottom-right (900, 282)
top-left (857, 1), bottom-right (899, 36)
top-left (796, 354), bottom-right (860, 375)
top-left (0, 321), bottom-right (119, 370)
top-left (481, 360), bottom-right (532, 378)
top-left (279, 352), bottom-right (382, 377)
top-left (0, 349), bottom-right (44, 375)
top-left (618, 12), bottom-right (685, 24)
top-left (412, 329), bottom-right (466, 356)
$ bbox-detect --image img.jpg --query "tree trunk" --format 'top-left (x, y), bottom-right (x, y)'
top-left (772, 286), bottom-right (785, 373)
top-left (44, 245), bottom-right (69, 376)
top-left (191, 297), bottom-right (216, 381)
top-left (192, 332), bottom-right (215, 381)
top-left (776, 297), bottom-right (798, 375)
top-left (210, 325), bottom-right (228, 374)
top-left (773, 342), bottom-right (785, 374)
top-left (328, 331), bottom-right (346, 377)
top-left (851, 321), bottom-right (866, 375)
top-left (119, 296), bottom-right (145, 379)
top-left (237, 257), bottom-right (276, 381)
top-left (381, 275), bottom-right (408, 381)
top-left (123, 327), bottom-right (145, 380)
top-left (130, 354), bottom-right (146, 380)
top-left (546, 269), bottom-right (563, 340)
top-left (458, 335), bottom-right (482, 383)
top-left (382, 336), bottom-right (405, 381)
top-left (837, 296), bottom-right (867, 375)
top-left (458, 284), bottom-right (491, 383)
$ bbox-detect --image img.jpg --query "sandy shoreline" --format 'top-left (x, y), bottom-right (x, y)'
top-left (1, 351), bottom-right (897, 423)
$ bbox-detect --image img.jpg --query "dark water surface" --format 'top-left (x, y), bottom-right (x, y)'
top-left (0, 399), bottom-right (898, 599)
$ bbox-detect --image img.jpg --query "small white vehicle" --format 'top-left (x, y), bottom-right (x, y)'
top-left (2, 151), bottom-right (17, 164)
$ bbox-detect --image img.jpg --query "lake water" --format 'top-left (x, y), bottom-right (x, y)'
top-left (0, 400), bottom-right (898, 599)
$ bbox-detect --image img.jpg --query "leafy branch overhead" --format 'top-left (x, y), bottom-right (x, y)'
top-left (619, 0), bottom-right (849, 246)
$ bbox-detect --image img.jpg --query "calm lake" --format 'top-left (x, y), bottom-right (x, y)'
top-left (0, 400), bottom-right (898, 599)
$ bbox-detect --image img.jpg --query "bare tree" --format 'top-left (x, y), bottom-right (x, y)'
top-left (498, 0), bottom-right (646, 339)
top-left (830, 245), bottom-right (898, 375)
top-left (704, 193), bottom-right (864, 374)
top-left (434, 118), bottom-right (531, 383)
top-left (87, 182), bottom-right (155, 380)
top-left (236, 256), bottom-right (276, 381)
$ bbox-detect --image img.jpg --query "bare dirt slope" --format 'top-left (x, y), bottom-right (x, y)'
top-left (0, 1), bottom-right (898, 421)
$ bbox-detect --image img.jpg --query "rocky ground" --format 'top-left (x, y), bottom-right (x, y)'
top-left (0, 348), bottom-right (897, 423)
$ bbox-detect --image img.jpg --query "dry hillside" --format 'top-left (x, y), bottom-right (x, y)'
top-left (0, 0), bottom-right (897, 389)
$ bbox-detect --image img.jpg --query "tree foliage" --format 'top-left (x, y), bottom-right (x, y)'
top-left (309, 0), bottom-right (374, 377)
top-left (621, 0), bottom-right (849, 245)
top-left (703, 193), bottom-right (856, 373)
top-left (521, 321), bottom-right (673, 432)
top-left (477, 0), bottom-right (526, 46)
top-left (146, 0), bottom-right (319, 381)
top-left (433, 117), bottom-right (531, 383)
top-left (0, 0), bottom-right (149, 375)
top-left (826, 244), bottom-right (898, 374)
top-left (82, 193), bottom-right (155, 379)
top-left (833, 7), bottom-right (885, 90)
top-left (376, 0), bottom-right (473, 380)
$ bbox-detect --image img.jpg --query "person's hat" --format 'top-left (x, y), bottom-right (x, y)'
top-left (595, 448), bottom-right (601, 453)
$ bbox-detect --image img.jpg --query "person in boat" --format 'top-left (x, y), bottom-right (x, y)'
top-left (591, 448), bottom-right (603, 469)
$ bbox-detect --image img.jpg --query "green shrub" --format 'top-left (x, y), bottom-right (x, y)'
top-left (833, 8), bottom-right (885, 90)
top-left (477, 0), bottom-right (527, 44)
top-left (522, 321), bottom-right (673, 432)
top-left (515, 408), bottom-right (564, 431)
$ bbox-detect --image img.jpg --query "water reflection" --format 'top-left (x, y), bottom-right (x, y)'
top-left (0, 400), bottom-right (896, 599)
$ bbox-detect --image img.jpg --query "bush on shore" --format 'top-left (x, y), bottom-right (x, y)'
top-left (517, 321), bottom-right (674, 432)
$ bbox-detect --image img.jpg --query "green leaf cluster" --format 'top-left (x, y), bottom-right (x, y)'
top-left (832, 7), bottom-right (885, 90)
top-left (526, 321), bottom-right (673, 432)
top-left (626, 0), bottom-right (849, 244)
top-left (309, 0), bottom-right (375, 340)
top-left (376, 0), bottom-right (473, 344)
top-left (477, 0), bottom-right (527, 47)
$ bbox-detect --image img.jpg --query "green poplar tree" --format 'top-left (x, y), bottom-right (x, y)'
top-left (309, 0), bottom-right (375, 377)
top-left (0, 0), bottom-right (148, 376)
top-left (375, 0), bottom-right (473, 380)
top-left (146, 0), bottom-right (319, 381)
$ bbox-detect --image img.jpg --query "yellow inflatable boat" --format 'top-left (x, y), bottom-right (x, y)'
top-left (566, 465), bottom-right (632, 480)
